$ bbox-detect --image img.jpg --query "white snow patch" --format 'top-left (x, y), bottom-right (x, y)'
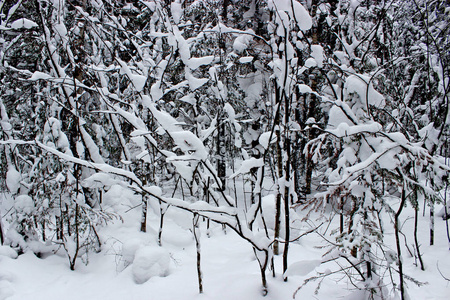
top-left (10, 18), bottom-right (38, 29)
top-left (258, 132), bottom-right (275, 149)
top-left (14, 195), bottom-right (35, 214)
top-left (170, 2), bottom-right (182, 24)
top-left (187, 56), bottom-right (215, 70)
top-left (6, 166), bottom-right (20, 194)
top-left (310, 45), bottom-right (324, 68)
top-left (239, 56), bottom-right (253, 64)
top-left (132, 246), bottom-right (170, 284)
top-left (230, 158), bottom-right (264, 178)
top-left (0, 246), bottom-right (18, 259)
top-left (344, 75), bottom-right (385, 109)
top-left (284, 259), bottom-right (321, 278)
top-left (29, 71), bottom-right (52, 81)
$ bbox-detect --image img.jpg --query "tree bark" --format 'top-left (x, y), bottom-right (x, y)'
top-left (193, 214), bottom-right (203, 294)
top-left (217, 113), bottom-right (226, 191)
top-left (414, 206), bottom-right (425, 270)
top-left (430, 203), bottom-right (434, 245)
top-left (0, 217), bottom-right (4, 245)
top-left (273, 129), bottom-right (283, 256)
top-left (140, 195), bottom-right (148, 233)
top-left (394, 184), bottom-right (407, 300)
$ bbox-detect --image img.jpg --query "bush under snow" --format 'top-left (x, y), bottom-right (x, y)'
top-left (131, 246), bottom-right (171, 284)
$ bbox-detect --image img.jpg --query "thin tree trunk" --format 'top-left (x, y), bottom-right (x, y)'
top-left (193, 214), bottom-right (203, 294)
top-left (394, 184), bottom-right (407, 300)
top-left (430, 203), bottom-right (434, 245)
top-left (158, 201), bottom-right (166, 246)
top-left (444, 182), bottom-right (450, 249)
top-left (0, 216), bottom-right (4, 245)
top-left (273, 129), bottom-right (283, 256)
top-left (414, 207), bottom-right (425, 270)
top-left (140, 195), bottom-right (148, 232)
top-left (282, 145), bottom-right (291, 280)
top-left (282, 86), bottom-right (291, 280)
top-left (41, 219), bottom-right (46, 242)
top-left (254, 248), bottom-right (269, 296)
top-left (304, 149), bottom-right (313, 195)
top-left (349, 198), bottom-right (358, 258)
top-left (70, 203), bottom-right (80, 271)
top-left (340, 196), bottom-right (344, 234)
top-left (217, 114), bottom-right (226, 191)
top-left (222, 0), bottom-right (229, 23)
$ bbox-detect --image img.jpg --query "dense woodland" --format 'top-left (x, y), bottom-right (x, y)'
top-left (0, 0), bottom-right (449, 299)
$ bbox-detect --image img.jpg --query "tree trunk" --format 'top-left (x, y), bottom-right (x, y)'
top-left (340, 196), bottom-right (344, 234)
top-left (217, 113), bottom-right (226, 191)
top-left (414, 207), bottom-right (425, 270)
top-left (254, 248), bottom-right (269, 296)
top-left (394, 184), bottom-right (407, 300)
top-left (140, 195), bottom-right (148, 233)
top-left (282, 86), bottom-right (291, 280)
top-left (273, 129), bottom-right (283, 256)
top-left (70, 203), bottom-right (80, 271)
top-left (430, 203), bottom-right (434, 246)
top-left (0, 216), bottom-right (4, 245)
top-left (193, 214), bottom-right (203, 294)
top-left (222, 0), bottom-right (229, 23)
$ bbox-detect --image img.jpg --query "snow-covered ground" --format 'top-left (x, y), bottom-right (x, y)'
top-left (1, 186), bottom-right (449, 300)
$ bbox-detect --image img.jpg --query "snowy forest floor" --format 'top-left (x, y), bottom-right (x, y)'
top-left (1, 185), bottom-right (450, 300)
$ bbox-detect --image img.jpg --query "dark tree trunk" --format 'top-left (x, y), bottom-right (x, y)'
top-left (273, 129), bottom-right (283, 256)
top-left (282, 88), bottom-right (291, 280)
top-left (394, 185), bottom-right (407, 300)
top-left (430, 203), bottom-right (434, 246)
top-left (193, 214), bottom-right (203, 293)
top-left (414, 206), bottom-right (425, 270)
top-left (0, 217), bottom-right (4, 245)
top-left (217, 113), bottom-right (226, 191)
top-left (140, 195), bottom-right (148, 233)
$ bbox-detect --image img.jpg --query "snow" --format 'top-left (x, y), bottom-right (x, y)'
top-left (170, 131), bottom-right (208, 160)
top-left (0, 246), bottom-right (18, 259)
top-left (81, 172), bottom-right (118, 189)
top-left (1, 189), bottom-right (449, 300)
top-left (284, 259), bottom-right (321, 277)
top-left (230, 158), bottom-right (264, 178)
top-left (239, 56), bottom-right (253, 64)
top-left (185, 68), bottom-right (209, 91)
top-left (291, 0), bottom-right (312, 31)
top-left (170, 2), bottom-right (182, 24)
top-left (310, 45), bottom-right (324, 68)
top-left (297, 84), bottom-right (313, 94)
top-left (148, 103), bottom-right (183, 133)
top-left (268, 0), bottom-right (312, 31)
top-left (304, 57), bottom-right (317, 68)
top-left (232, 30), bottom-right (255, 53)
top-left (344, 74), bottom-right (385, 110)
top-left (187, 56), bottom-right (215, 70)
top-left (132, 246), bottom-right (171, 284)
top-left (13, 194), bottom-right (35, 215)
top-left (29, 71), bottom-right (52, 81)
top-left (117, 59), bottom-right (147, 92)
top-left (258, 132), bottom-right (275, 149)
top-left (6, 166), bottom-right (20, 194)
top-left (10, 18), bottom-right (38, 29)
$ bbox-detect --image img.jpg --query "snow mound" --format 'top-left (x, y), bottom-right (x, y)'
top-left (0, 246), bottom-right (18, 259)
top-left (121, 238), bottom-right (143, 267)
top-left (14, 195), bottom-right (35, 214)
top-left (284, 259), bottom-right (321, 278)
top-left (132, 246), bottom-right (170, 284)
